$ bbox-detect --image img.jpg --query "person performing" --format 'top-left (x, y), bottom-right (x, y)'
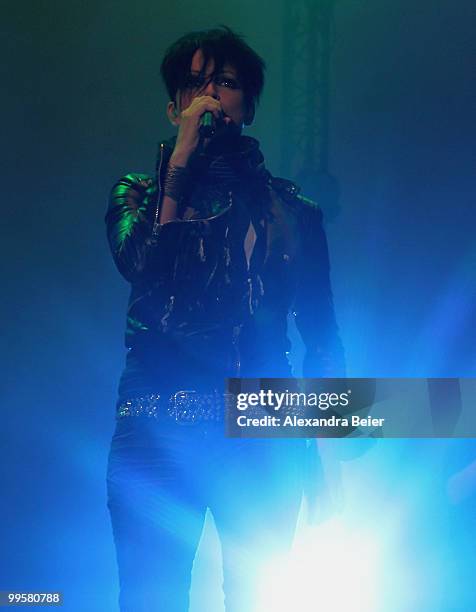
top-left (105, 26), bottom-right (344, 612)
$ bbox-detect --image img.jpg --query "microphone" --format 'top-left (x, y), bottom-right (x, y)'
top-left (199, 111), bottom-right (215, 138)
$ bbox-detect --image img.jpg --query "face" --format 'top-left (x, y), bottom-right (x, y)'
top-left (173, 48), bottom-right (250, 128)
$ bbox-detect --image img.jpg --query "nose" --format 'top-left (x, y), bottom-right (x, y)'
top-left (202, 78), bottom-right (220, 100)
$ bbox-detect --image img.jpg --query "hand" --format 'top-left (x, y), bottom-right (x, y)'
top-left (171, 96), bottom-right (231, 166)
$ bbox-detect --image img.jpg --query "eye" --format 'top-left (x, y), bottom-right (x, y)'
top-left (214, 76), bottom-right (240, 89)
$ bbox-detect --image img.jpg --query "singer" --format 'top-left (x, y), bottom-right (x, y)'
top-left (105, 26), bottom-right (344, 612)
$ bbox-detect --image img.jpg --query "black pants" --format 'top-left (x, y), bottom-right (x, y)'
top-left (107, 417), bottom-right (305, 612)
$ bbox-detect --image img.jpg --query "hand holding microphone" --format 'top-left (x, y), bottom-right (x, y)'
top-left (170, 95), bottom-right (224, 166)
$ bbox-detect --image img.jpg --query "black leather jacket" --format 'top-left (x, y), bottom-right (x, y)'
top-left (106, 135), bottom-right (344, 400)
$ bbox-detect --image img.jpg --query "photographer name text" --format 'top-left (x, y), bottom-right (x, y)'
top-left (236, 414), bottom-right (384, 428)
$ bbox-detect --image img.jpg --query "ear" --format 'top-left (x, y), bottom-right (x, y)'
top-left (167, 101), bottom-right (180, 126)
top-left (243, 102), bottom-right (255, 126)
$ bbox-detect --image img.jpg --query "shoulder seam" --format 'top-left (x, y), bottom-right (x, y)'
top-left (270, 177), bottom-right (321, 214)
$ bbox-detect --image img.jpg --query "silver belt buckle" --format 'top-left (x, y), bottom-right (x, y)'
top-left (168, 390), bottom-right (201, 424)
top-left (168, 390), bottom-right (226, 424)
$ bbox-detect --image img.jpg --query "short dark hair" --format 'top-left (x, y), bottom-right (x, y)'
top-left (160, 26), bottom-right (265, 109)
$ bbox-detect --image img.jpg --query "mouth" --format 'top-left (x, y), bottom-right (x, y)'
top-left (210, 113), bottom-right (237, 135)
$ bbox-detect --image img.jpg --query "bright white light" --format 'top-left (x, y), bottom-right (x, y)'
top-left (256, 517), bottom-right (380, 612)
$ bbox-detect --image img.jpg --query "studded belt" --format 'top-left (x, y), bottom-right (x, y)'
top-left (116, 390), bottom-right (233, 424)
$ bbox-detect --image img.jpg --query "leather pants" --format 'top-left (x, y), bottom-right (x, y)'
top-left (107, 416), bottom-right (305, 612)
